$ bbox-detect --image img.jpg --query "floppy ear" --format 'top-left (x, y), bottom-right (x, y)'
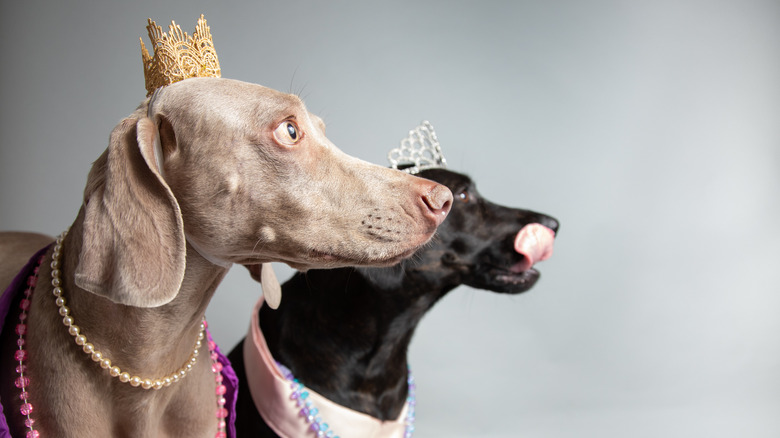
top-left (245, 263), bottom-right (282, 309)
top-left (75, 117), bottom-right (185, 307)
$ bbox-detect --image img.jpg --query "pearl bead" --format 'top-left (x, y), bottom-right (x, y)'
top-left (52, 278), bottom-right (61, 287)
top-left (62, 316), bottom-right (73, 327)
top-left (91, 351), bottom-right (103, 362)
top-left (51, 269), bottom-right (60, 279)
top-left (68, 325), bottom-right (80, 336)
top-left (141, 379), bottom-right (152, 390)
top-left (110, 366), bottom-right (121, 377)
top-left (52, 287), bottom-right (62, 297)
top-left (152, 380), bottom-right (164, 390)
top-left (129, 376), bottom-right (141, 387)
top-left (164, 377), bottom-right (172, 386)
top-left (74, 335), bottom-right (86, 346)
top-left (58, 306), bottom-right (70, 317)
top-left (100, 359), bottom-right (111, 369)
top-left (119, 372), bottom-right (130, 383)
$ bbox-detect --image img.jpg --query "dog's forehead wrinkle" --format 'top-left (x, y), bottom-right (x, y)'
top-left (250, 100), bottom-right (304, 127)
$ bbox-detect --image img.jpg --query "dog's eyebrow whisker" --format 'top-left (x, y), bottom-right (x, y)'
top-left (287, 67), bottom-right (299, 96)
top-left (294, 82), bottom-right (308, 100)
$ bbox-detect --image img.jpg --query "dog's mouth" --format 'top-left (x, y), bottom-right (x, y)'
top-left (468, 224), bottom-right (556, 293)
top-left (466, 263), bottom-right (541, 294)
top-left (490, 264), bottom-right (541, 289)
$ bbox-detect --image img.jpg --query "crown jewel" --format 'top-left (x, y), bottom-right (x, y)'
top-left (140, 15), bottom-right (221, 96)
top-left (388, 121), bottom-right (448, 174)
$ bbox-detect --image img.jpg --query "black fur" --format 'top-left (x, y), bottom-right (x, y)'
top-left (228, 168), bottom-right (559, 435)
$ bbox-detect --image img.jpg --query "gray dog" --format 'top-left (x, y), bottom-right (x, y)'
top-left (0, 77), bottom-right (452, 437)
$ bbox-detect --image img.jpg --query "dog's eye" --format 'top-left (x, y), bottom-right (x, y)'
top-left (273, 120), bottom-right (303, 146)
top-left (457, 191), bottom-right (470, 203)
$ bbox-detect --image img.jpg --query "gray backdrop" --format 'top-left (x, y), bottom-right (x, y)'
top-left (1, 1), bottom-right (778, 437)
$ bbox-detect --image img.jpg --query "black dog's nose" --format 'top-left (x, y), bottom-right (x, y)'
top-left (544, 217), bottom-right (560, 234)
top-left (528, 214), bottom-right (559, 234)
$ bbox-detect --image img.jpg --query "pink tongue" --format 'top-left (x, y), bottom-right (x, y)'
top-left (511, 224), bottom-right (555, 272)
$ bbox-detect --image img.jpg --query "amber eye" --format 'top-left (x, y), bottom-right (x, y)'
top-left (457, 191), bottom-right (470, 203)
top-left (273, 120), bottom-right (303, 146)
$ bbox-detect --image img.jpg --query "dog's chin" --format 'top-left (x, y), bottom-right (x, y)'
top-left (469, 267), bottom-right (541, 294)
top-left (288, 246), bottom-right (420, 271)
top-left (366, 246), bottom-right (421, 267)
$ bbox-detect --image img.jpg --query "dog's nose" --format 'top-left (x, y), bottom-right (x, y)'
top-left (422, 183), bottom-right (453, 226)
top-left (542, 217), bottom-right (560, 234)
top-left (524, 213), bottom-right (559, 235)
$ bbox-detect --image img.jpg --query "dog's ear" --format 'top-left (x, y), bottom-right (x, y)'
top-left (75, 117), bottom-right (185, 307)
top-left (245, 264), bottom-right (282, 309)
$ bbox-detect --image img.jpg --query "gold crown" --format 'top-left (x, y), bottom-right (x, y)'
top-left (140, 14), bottom-right (221, 96)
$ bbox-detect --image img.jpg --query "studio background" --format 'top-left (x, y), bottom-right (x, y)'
top-left (1, 1), bottom-right (778, 437)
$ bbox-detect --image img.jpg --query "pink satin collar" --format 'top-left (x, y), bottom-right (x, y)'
top-left (243, 296), bottom-right (409, 438)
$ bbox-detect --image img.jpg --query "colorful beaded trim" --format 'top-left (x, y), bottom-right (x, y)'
top-left (277, 361), bottom-right (417, 437)
top-left (13, 255), bottom-right (44, 438)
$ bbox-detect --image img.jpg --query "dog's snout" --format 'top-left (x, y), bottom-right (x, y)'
top-left (422, 183), bottom-right (453, 226)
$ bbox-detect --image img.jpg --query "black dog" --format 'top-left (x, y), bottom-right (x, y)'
top-left (228, 168), bottom-right (559, 436)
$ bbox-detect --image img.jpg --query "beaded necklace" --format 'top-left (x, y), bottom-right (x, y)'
top-left (277, 361), bottom-right (417, 438)
top-left (13, 232), bottom-right (227, 438)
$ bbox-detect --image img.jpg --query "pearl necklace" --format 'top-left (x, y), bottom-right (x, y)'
top-left (278, 361), bottom-right (417, 438)
top-left (13, 232), bottom-right (228, 438)
top-left (49, 231), bottom-right (205, 389)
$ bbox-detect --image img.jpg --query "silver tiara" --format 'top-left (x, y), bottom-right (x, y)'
top-left (388, 120), bottom-right (447, 174)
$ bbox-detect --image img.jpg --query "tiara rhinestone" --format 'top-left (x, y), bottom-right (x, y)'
top-left (140, 14), bottom-right (221, 96)
top-left (388, 121), bottom-right (447, 174)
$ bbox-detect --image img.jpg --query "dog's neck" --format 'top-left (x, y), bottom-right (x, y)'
top-left (260, 263), bottom-right (457, 421)
top-left (9, 217), bottom-right (232, 436)
top-left (58, 222), bottom-right (227, 374)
